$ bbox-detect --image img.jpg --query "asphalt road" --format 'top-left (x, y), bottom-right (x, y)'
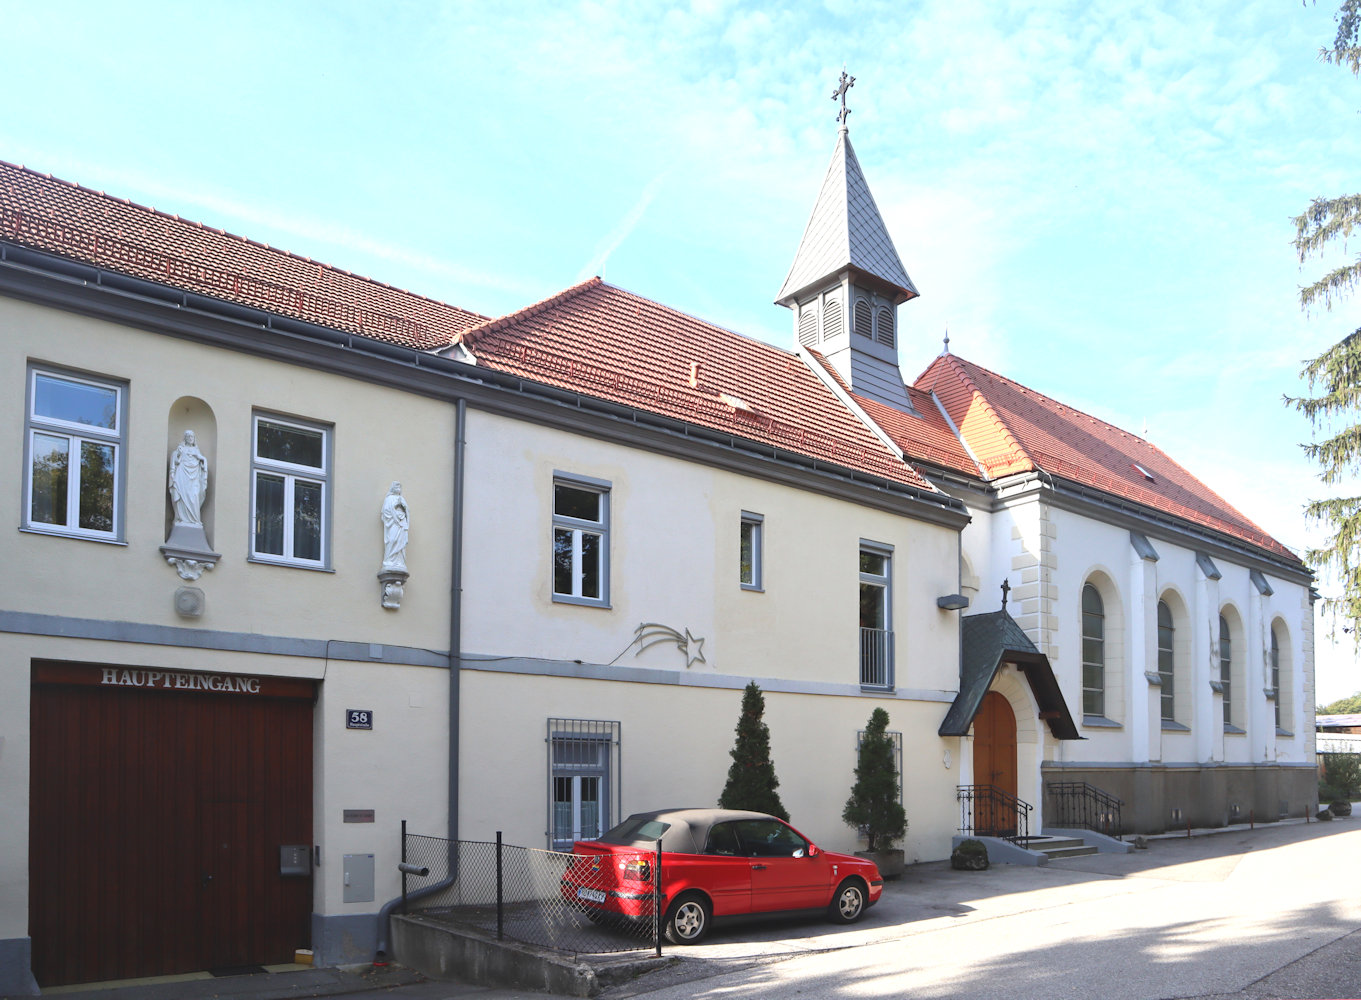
top-left (49, 814), bottom-right (1361, 1000)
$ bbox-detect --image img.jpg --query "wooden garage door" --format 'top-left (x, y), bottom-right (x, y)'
top-left (29, 662), bottom-right (314, 987)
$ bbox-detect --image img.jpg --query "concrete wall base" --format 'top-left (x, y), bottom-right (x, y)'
top-left (0, 937), bottom-right (39, 996)
top-left (1042, 763), bottom-right (1318, 834)
top-left (313, 912), bottom-right (379, 969)
top-left (391, 912), bottom-right (665, 997)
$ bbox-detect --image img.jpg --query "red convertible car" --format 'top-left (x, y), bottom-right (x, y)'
top-left (561, 808), bottom-right (883, 943)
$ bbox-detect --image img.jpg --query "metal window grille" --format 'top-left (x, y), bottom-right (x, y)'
top-left (855, 728), bottom-right (904, 803)
top-left (547, 718), bottom-right (621, 850)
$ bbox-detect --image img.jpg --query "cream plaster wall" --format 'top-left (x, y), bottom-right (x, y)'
top-left (2, 298), bottom-right (460, 941)
top-left (458, 409), bottom-right (962, 695)
top-left (456, 668), bottom-right (962, 862)
top-left (2, 297), bottom-right (455, 648)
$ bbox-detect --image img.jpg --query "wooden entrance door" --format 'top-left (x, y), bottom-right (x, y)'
top-left (29, 664), bottom-right (314, 987)
top-left (972, 691), bottom-right (1018, 836)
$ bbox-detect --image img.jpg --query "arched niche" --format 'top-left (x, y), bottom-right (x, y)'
top-left (165, 397), bottom-right (218, 546)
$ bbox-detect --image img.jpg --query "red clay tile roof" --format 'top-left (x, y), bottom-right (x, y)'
top-left (800, 349), bottom-right (979, 476)
top-left (0, 160), bottom-right (484, 349)
top-left (915, 353), bottom-right (1301, 563)
top-left (455, 278), bottom-right (938, 491)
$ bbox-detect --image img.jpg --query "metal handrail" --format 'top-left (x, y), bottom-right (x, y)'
top-left (956, 784), bottom-right (1032, 843)
top-left (1045, 780), bottom-right (1124, 840)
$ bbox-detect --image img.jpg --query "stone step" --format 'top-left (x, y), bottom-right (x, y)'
top-left (1038, 845), bottom-right (1099, 859)
top-left (1018, 837), bottom-right (1085, 851)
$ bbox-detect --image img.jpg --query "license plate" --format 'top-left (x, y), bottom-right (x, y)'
top-left (577, 888), bottom-right (607, 904)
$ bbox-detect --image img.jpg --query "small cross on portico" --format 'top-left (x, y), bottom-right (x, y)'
top-left (832, 69), bottom-right (855, 125)
top-left (1000, 578), bottom-right (1010, 611)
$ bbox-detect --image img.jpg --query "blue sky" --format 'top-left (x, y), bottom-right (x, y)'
top-left (5, 0), bottom-right (1358, 701)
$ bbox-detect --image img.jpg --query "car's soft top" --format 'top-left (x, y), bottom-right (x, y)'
top-left (597, 808), bottom-right (779, 854)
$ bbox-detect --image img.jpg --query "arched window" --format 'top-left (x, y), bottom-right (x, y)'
top-left (1271, 627), bottom-right (1281, 730)
top-left (1081, 584), bottom-right (1105, 717)
top-left (1157, 600), bottom-right (1175, 722)
top-left (1219, 614), bottom-right (1232, 727)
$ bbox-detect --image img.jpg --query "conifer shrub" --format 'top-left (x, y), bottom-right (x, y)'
top-left (843, 707), bottom-right (907, 852)
top-left (718, 682), bottom-right (789, 821)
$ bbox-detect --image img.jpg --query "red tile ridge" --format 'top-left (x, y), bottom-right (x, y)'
top-left (0, 158), bottom-right (486, 323)
top-left (926, 353), bottom-right (1033, 476)
top-left (456, 276), bottom-right (604, 349)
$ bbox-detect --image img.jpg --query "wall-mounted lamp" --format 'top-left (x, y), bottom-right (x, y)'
top-left (936, 594), bottom-right (970, 611)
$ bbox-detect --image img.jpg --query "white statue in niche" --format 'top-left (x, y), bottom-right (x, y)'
top-left (381, 481), bottom-right (409, 572)
top-left (169, 429), bottom-right (208, 526)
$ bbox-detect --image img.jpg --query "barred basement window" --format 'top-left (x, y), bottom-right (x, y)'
top-left (547, 718), bottom-right (621, 850)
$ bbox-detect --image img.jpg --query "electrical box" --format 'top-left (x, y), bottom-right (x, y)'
top-left (280, 845), bottom-right (310, 877)
top-left (343, 853), bottom-right (375, 903)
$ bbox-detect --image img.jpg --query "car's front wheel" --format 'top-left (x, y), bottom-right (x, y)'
top-left (829, 878), bottom-right (867, 923)
top-left (663, 892), bottom-right (712, 944)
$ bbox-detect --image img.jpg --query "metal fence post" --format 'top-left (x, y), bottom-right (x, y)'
top-left (654, 838), bottom-right (663, 958)
top-left (401, 819), bottom-right (408, 914)
top-left (496, 831), bottom-right (504, 940)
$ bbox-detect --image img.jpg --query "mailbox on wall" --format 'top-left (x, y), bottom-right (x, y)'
top-left (280, 845), bottom-right (310, 877)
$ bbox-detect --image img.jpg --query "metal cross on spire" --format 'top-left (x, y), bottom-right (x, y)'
top-left (832, 69), bottom-right (855, 126)
top-left (1000, 578), bottom-right (1011, 611)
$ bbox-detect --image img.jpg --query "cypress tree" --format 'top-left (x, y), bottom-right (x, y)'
top-left (718, 682), bottom-right (789, 820)
top-left (843, 707), bottom-right (907, 852)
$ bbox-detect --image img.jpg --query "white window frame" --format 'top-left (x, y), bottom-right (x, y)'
top-left (740, 511), bottom-right (764, 591)
top-left (552, 472), bottom-right (610, 607)
top-left (23, 365), bottom-right (126, 542)
top-left (249, 412), bottom-right (330, 569)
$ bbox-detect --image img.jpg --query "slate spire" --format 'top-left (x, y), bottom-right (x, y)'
top-left (775, 124), bottom-right (918, 307)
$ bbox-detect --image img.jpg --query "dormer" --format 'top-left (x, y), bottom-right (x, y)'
top-left (776, 121), bottom-right (918, 412)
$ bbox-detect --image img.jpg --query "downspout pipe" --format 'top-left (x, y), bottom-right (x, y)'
top-left (375, 397), bottom-right (465, 960)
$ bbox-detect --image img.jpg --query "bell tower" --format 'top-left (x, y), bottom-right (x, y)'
top-left (775, 74), bottom-right (918, 411)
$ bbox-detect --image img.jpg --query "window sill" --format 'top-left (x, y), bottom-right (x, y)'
top-left (859, 684), bottom-right (895, 695)
top-left (739, 583), bottom-right (764, 593)
top-left (1082, 715), bottom-right (1122, 729)
top-left (1224, 724), bottom-right (1246, 735)
top-left (1276, 727), bottom-right (1294, 738)
top-left (248, 555), bottom-right (334, 573)
top-left (20, 525), bottom-right (127, 546)
top-left (1161, 720), bottom-right (1191, 732)
top-left (552, 594), bottom-right (612, 610)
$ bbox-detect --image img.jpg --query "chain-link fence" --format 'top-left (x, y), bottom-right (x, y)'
top-left (400, 830), bottom-right (661, 957)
